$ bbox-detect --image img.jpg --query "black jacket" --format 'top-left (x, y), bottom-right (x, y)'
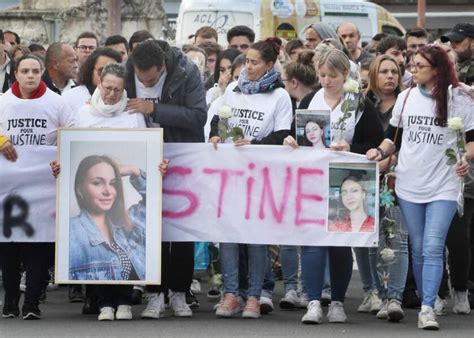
top-left (1, 55), bottom-right (16, 93)
top-left (125, 41), bottom-right (207, 143)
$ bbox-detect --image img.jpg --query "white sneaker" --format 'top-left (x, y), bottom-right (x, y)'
top-left (116, 305), bottom-right (132, 320)
top-left (369, 292), bottom-right (382, 313)
top-left (387, 299), bottom-right (404, 322)
top-left (169, 291), bottom-right (192, 317)
top-left (301, 300), bottom-right (322, 324)
top-left (418, 306), bottom-right (439, 330)
top-left (328, 301), bottom-right (347, 323)
top-left (279, 290), bottom-right (299, 309)
top-left (298, 292), bottom-right (309, 308)
top-left (98, 307), bottom-right (115, 321)
top-left (357, 292), bottom-right (372, 312)
top-left (376, 300), bottom-right (388, 319)
top-left (453, 290), bottom-right (470, 314)
top-left (141, 292), bottom-right (165, 319)
top-left (259, 296), bottom-right (274, 314)
top-left (434, 296), bottom-right (448, 316)
top-left (191, 279), bottom-right (202, 295)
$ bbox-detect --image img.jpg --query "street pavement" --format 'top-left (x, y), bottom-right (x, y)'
top-left (1, 274), bottom-right (473, 338)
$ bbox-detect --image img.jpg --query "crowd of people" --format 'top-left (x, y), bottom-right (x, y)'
top-left (0, 19), bottom-right (474, 331)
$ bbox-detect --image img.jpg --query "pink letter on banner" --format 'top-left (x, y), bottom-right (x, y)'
top-left (295, 168), bottom-right (325, 226)
top-left (163, 167), bottom-right (199, 219)
top-left (203, 168), bottom-right (244, 218)
top-left (258, 167), bottom-right (292, 224)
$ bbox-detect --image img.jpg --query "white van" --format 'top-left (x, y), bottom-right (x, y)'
top-left (175, 0), bottom-right (405, 46)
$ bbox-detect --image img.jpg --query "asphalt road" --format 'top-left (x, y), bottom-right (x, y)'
top-left (1, 274), bottom-right (473, 338)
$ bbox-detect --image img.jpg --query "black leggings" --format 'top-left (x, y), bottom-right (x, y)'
top-left (0, 242), bottom-right (53, 305)
top-left (446, 198), bottom-right (474, 292)
top-left (147, 242), bottom-right (194, 293)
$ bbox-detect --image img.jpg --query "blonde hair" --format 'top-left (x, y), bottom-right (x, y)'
top-left (317, 49), bottom-right (350, 77)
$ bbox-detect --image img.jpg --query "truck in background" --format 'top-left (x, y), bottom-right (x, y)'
top-left (175, 0), bottom-right (406, 46)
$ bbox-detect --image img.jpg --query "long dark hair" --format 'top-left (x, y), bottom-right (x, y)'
top-left (78, 48), bottom-right (122, 88)
top-left (213, 48), bottom-right (241, 84)
top-left (416, 45), bottom-right (459, 121)
top-left (74, 155), bottom-right (132, 231)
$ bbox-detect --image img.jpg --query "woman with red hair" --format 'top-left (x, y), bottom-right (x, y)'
top-left (367, 45), bottom-right (474, 330)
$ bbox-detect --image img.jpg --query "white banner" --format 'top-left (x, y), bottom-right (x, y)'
top-left (163, 144), bottom-right (379, 247)
top-left (0, 146), bottom-right (56, 242)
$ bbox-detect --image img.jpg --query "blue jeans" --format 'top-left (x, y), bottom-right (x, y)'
top-left (280, 245), bottom-right (299, 292)
top-left (354, 247), bottom-right (381, 294)
top-left (301, 246), bottom-right (352, 302)
top-left (398, 198), bottom-right (457, 307)
top-left (354, 206), bottom-right (409, 302)
top-left (261, 248), bottom-right (275, 299)
top-left (220, 243), bottom-right (267, 299)
top-left (377, 205), bottom-right (409, 301)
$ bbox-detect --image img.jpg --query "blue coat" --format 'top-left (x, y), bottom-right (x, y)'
top-left (69, 172), bottom-right (147, 281)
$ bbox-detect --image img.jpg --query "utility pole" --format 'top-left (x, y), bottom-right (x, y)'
top-left (107, 0), bottom-right (123, 36)
top-left (417, 0), bottom-right (426, 28)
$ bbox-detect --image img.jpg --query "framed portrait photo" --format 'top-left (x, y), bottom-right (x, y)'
top-left (295, 109), bottom-right (331, 148)
top-left (327, 162), bottom-right (378, 234)
top-left (56, 128), bottom-right (163, 285)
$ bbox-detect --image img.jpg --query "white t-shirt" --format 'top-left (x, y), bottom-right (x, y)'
top-left (62, 85), bottom-right (92, 115)
top-left (0, 88), bottom-right (76, 146)
top-left (391, 86), bottom-right (474, 203)
top-left (76, 104), bottom-right (146, 128)
top-left (135, 70), bottom-right (167, 104)
top-left (219, 82), bottom-right (293, 141)
top-left (205, 95), bottom-right (224, 142)
top-left (307, 88), bottom-right (357, 144)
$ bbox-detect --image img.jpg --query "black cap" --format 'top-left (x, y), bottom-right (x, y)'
top-left (441, 23), bottom-right (474, 43)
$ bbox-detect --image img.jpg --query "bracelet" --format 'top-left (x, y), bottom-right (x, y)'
top-left (376, 147), bottom-right (386, 159)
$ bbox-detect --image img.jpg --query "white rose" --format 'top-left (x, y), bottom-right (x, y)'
top-left (380, 248), bottom-right (395, 262)
top-left (218, 105), bottom-right (233, 119)
top-left (343, 78), bottom-right (360, 94)
top-left (447, 117), bottom-right (464, 131)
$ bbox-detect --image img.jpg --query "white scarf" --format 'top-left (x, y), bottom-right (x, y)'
top-left (89, 87), bottom-right (128, 117)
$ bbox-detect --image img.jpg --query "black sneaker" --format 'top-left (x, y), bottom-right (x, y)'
top-left (2, 295), bottom-right (20, 318)
top-left (69, 285), bottom-right (85, 303)
top-left (132, 286), bottom-right (144, 305)
top-left (186, 290), bottom-right (200, 309)
top-left (22, 303), bottom-right (41, 320)
top-left (82, 295), bottom-right (99, 315)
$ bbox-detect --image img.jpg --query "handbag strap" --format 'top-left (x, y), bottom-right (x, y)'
top-left (393, 87), bottom-right (413, 144)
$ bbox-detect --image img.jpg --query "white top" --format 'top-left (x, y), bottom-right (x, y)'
top-left (0, 88), bottom-right (76, 146)
top-left (391, 86), bottom-right (474, 203)
top-left (219, 82), bottom-right (293, 141)
top-left (135, 70), bottom-right (167, 104)
top-left (307, 88), bottom-right (357, 144)
top-left (205, 95), bottom-right (224, 142)
top-left (76, 104), bottom-right (146, 129)
top-left (62, 85), bottom-right (92, 115)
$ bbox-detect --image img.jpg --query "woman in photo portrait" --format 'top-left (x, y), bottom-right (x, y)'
top-left (329, 176), bottom-right (374, 233)
top-left (69, 155), bottom-right (146, 282)
top-left (300, 119), bottom-right (328, 149)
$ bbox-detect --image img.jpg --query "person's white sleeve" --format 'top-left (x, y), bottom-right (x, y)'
top-left (59, 97), bottom-right (77, 128)
top-left (388, 88), bottom-right (408, 128)
top-left (205, 96), bottom-right (224, 142)
top-left (273, 89), bottom-right (293, 132)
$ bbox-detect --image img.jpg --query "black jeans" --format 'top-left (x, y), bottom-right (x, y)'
top-left (0, 242), bottom-right (53, 306)
top-left (147, 242), bottom-right (194, 293)
top-left (446, 198), bottom-right (474, 291)
top-left (96, 285), bottom-right (133, 308)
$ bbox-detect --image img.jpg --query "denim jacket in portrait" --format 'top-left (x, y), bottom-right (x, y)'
top-left (69, 171), bottom-right (147, 281)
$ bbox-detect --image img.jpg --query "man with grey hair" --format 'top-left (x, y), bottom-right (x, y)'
top-left (337, 22), bottom-right (372, 64)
